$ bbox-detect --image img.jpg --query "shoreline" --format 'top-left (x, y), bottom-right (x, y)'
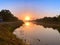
top-left (0, 21), bottom-right (27, 45)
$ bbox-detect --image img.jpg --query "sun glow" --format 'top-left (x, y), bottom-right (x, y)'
top-left (25, 16), bottom-right (30, 21)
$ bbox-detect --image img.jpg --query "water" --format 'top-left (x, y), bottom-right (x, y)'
top-left (13, 22), bottom-right (60, 45)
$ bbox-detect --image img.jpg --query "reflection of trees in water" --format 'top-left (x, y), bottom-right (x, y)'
top-left (34, 15), bottom-right (60, 33)
top-left (43, 26), bottom-right (60, 33)
top-left (35, 22), bottom-right (60, 33)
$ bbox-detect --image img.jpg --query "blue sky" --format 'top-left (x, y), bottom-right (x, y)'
top-left (0, 0), bottom-right (60, 19)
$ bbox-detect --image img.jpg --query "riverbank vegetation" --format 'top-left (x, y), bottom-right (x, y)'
top-left (0, 22), bottom-right (26, 45)
top-left (0, 9), bottom-right (27, 45)
top-left (35, 15), bottom-right (60, 24)
top-left (34, 15), bottom-right (60, 26)
top-left (34, 15), bottom-right (60, 33)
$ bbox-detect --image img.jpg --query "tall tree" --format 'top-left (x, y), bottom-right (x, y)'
top-left (0, 10), bottom-right (18, 21)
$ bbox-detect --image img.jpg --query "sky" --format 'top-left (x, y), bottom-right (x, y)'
top-left (0, 0), bottom-right (60, 19)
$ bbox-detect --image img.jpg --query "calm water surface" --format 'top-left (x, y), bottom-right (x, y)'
top-left (13, 22), bottom-right (60, 45)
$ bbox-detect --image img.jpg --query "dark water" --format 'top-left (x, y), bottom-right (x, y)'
top-left (13, 22), bottom-right (60, 45)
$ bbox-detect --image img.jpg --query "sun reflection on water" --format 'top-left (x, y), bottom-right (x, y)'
top-left (23, 22), bottom-right (35, 28)
top-left (25, 22), bottom-right (30, 26)
top-left (13, 21), bottom-right (60, 45)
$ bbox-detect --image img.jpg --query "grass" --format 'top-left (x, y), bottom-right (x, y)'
top-left (0, 21), bottom-right (27, 45)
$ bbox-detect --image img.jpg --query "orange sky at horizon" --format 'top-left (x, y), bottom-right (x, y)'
top-left (13, 8), bottom-right (56, 21)
top-left (14, 10), bottom-right (45, 21)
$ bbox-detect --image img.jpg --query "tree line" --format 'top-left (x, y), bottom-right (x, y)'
top-left (35, 15), bottom-right (60, 24)
top-left (0, 9), bottom-right (19, 22)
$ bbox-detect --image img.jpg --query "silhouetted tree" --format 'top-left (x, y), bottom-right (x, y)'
top-left (0, 10), bottom-right (18, 21)
top-left (57, 15), bottom-right (60, 22)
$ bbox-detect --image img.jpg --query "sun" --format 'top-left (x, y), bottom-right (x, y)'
top-left (25, 16), bottom-right (30, 21)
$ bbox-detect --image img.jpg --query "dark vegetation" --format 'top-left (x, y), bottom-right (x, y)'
top-left (34, 15), bottom-right (60, 33)
top-left (0, 9), bottom-right (20, 22)
top-left (35, 15), bottom-right (60, 24)
top-left (0, 9), bottom-right (26, 45)
top-left (0, 22), bottom-right (26, 45)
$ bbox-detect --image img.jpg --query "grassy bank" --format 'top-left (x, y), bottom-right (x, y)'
top-left (0, 21), bottom-right (24, 32)
top-left (0, 21), bottom-right (27, 45)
